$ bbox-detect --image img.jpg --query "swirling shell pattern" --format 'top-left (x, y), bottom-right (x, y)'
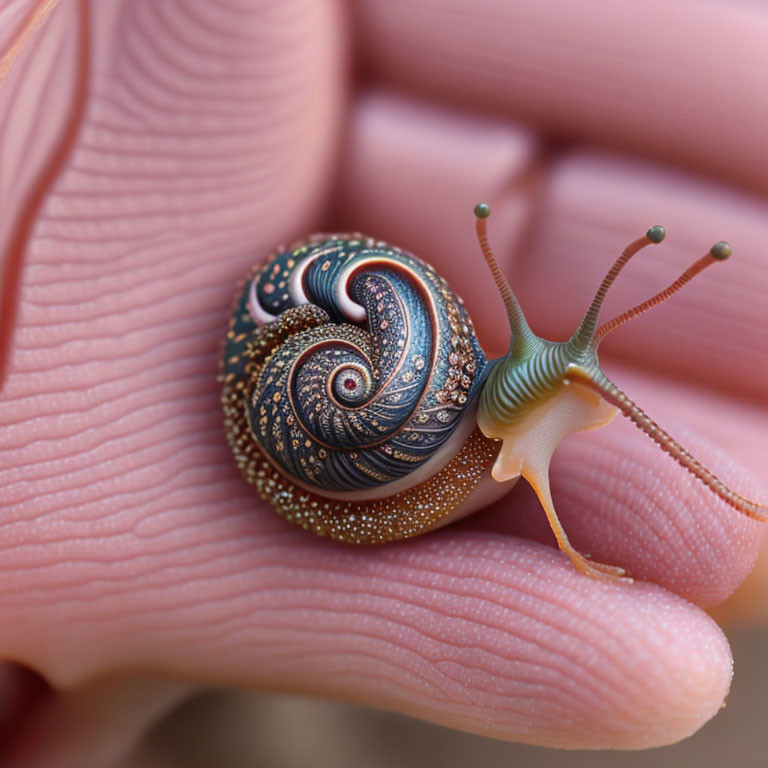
top-left (221, 234), bottom-right (499, 542)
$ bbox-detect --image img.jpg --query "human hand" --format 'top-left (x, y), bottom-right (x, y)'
top-left (1, 1), bottom-right (767, 765)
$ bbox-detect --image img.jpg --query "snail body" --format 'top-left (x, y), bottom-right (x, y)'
top-left (222, 205), bottom-right (767, 581)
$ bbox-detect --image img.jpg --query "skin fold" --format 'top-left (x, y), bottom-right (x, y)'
top-left (0, 0), bottom-right (767, 764)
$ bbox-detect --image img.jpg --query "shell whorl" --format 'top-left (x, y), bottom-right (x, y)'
top-left (224, 234), bottom-right (488, 497)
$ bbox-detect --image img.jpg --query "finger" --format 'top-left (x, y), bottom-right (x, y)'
top-left (0, 0), bottom-right (345, 643)
top-left (0, 528), bottom-right (733, 750)
top-left (467, 363), bottom-right (767, 607)
top-left (355, 0), bottom-right (768, 193)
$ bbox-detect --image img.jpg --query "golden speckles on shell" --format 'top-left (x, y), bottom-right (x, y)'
top-left (223, 354), bottom-right (497, 543)
top-left (222, 233), bottom-right (496, 543)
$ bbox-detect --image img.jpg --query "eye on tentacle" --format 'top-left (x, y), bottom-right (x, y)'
top-left (474, 205), bottom-right (766, 581)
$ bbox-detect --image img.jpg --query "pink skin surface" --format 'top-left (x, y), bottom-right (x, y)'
top-left (1, 0), bottom-right (767, 763)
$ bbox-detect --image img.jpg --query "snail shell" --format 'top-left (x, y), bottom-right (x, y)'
top-left (221, 234), bottom-right (507, 543)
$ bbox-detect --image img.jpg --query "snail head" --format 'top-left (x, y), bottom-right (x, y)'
top-left (473, 203), bottom-right (764, 530)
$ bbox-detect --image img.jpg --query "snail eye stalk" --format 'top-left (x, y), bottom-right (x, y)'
top-left (570, 225), bottom-right (666, 352)
top-left (473, 203), bottom-right (536, 356)
top-left (592, 241), bottom-right (732, 346)
top-left (474, 204), bottom-right (766, 582)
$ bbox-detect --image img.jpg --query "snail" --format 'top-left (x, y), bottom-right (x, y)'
top-left (220, 204), bottom-right (767, 582)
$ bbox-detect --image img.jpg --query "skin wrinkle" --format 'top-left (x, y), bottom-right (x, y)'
top-left (0, 366), bottom-right (217, 434)
top-left (12, 308), bottom-right (220, 362)
top-left (2, 447), bottom-right (226, 505)
top-left (112, 99), bottom-right (274, 135)
top-left (248, 641), bottom-right (614, 724)
top-left (36, 202), bottom-right (276, 238)
top-left (0, 355), bottom-right (214, 417)
top-left (600, 449), bottom-right (744, 560)
top-left (39, 193), bottom-right (287, 225)
top-left (250, 624), bottom-right (708, 736)
top-left (559, 472), bottom-right (681, 568)
top-left (27, 224), bottom-right (263, 267)
top-left (0, 536), bottom-right (706, 719)
top-left (23, 256), bottom-right (231, 300)
top-left (35, 194), bottom-right (291, 235)
top-left (106, 75), bottom-right (306, 121)
top-left (559, 477), bottom-right (708, 592)
top-left (0, 378), bottom-right (215, 450)
top-left (26, 242), bottom-right (245, 292)
top-left (115, 30), bottom-right (317, 111)
top-left (67, 139), bottom-right (294, 173)
top-left (75, 128), bottom-right (301, 163)
top-left (160, 0), bottom-right (271, 47)
top-left (235, 583), bottom-right (639, 709)
top-left (4, 450), bottom-right (229, 519)
top-left (0, 390), bottom-right (217, 465)
top-left (18, 598), bottom-right (657, 729)
top-left (184, 0), bottom-right (316, 44)
top-left (173, 600), bottom-right (602, 702)
top-left (563, 444), bottom-right (718, 555)
top-left (0, 366), bottom-right (216, 432)
top-left (588, 421), bottom-right (765, 538)
top-left (123, 0), bottom-right (296, 65)
top-left (250, 651), bottom-right (457, 716)
top-left (126, 592), bottom-right (728, 740)
top-left (1, 442), bottom-right (229, 518)
top-left (132, 6), bottom-right (323, 91)
top-left (0, 528), bottom-right (708, 696)
top-left (47, 155), bottom-right (292, 195)
top-left (8, 603), bottom-right (464, 700)
top-left (70, 142), bottom-right (288, 172)
top-left (0, 507), bottom-right (270, 580)
top-left (20, 291), bottom-right (220, 329)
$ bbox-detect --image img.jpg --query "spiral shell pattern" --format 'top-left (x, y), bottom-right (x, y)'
top-left (223, 234), bottom-right (488, 496)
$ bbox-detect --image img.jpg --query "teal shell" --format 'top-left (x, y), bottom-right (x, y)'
top-left (223, 235), bottom-right (488, 493)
